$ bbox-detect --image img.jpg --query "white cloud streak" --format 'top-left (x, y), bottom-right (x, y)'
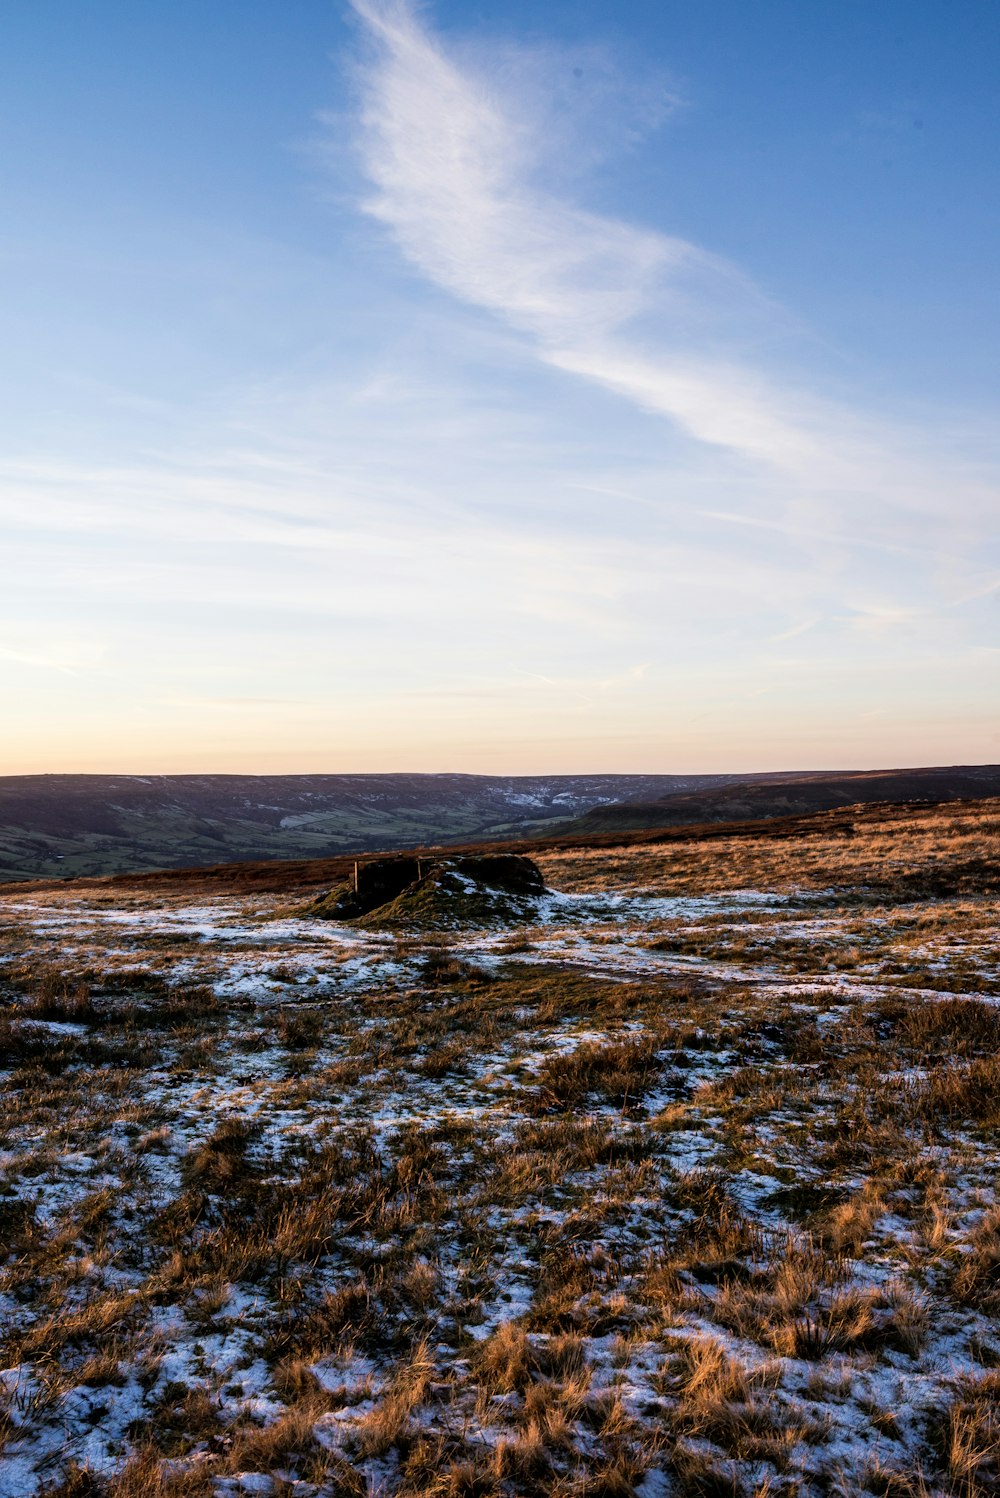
top-left (346, 0), bottom-right (831, 471)
top-left (345, 0), bottom-right (1000, 523)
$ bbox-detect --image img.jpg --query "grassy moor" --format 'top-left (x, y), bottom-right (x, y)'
top-left (0, 798), bottom-right (998, 1495)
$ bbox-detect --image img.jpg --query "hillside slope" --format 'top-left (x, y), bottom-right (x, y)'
top-left (0, 771), bottom-right (742, 881)
top-left (564, 764), bottom-right (1000, 834)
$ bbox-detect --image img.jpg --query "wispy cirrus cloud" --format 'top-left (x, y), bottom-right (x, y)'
top-left (343, 0), bottom-right (1000, 521)
top-left (343, 0), bottom-right (837, 473)
top-left (348, 0), bottom-right (674, 339)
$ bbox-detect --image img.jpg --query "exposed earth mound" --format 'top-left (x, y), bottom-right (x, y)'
top-left (306, 852), bottom-right (547, 929)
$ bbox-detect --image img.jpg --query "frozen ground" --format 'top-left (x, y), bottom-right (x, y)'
top-left (0, 803), bottom-right (999, 1496)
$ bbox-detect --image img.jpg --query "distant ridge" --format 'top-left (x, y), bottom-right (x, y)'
top-left (0, 765), bottom-right (997, 882)
top-left (0, 770), bottom-right (749, 881)
top-left (561, 764), bottom-right (1000, 836)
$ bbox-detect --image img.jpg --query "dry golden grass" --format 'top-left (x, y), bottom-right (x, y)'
top-left (2, 799), bottom-right (1000, 1496)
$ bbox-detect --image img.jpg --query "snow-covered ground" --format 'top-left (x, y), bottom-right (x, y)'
top-left (1, 825), bottom-right (998, 1496)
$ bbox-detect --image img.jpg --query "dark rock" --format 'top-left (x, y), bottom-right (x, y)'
top-left (306, 853), bottom-right (546, 929)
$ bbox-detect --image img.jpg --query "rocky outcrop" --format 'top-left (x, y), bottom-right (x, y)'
top-left (306, 853), bottom-right (546, 929)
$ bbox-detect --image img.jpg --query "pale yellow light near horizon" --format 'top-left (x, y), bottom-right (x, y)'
top-left (4, 685), bottom-right (998, 777)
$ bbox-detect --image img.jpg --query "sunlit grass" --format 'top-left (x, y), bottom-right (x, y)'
top-left (0, 799), bottom-right (998, 1494)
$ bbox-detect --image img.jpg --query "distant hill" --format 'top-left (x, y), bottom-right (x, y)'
top-left (4, 765), bottom-right (996, 883)
top-left (562, 764), bottom-right (1000, 836)
top-left (0, 771), bottom-right (750, 881)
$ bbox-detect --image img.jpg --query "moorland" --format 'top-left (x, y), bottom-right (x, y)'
top-left (0, 774), bottom-right (714, 882)
top-left (3, 766), bottom-right (999, 882)
top-left (0, 797), bottom-right (998, 1496)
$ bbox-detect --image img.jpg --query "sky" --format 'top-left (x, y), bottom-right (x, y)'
top-left (1, 0), bottom-right (998, 775)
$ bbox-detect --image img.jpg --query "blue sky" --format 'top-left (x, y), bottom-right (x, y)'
top-left (2, 0), bottom-right (997, 772)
